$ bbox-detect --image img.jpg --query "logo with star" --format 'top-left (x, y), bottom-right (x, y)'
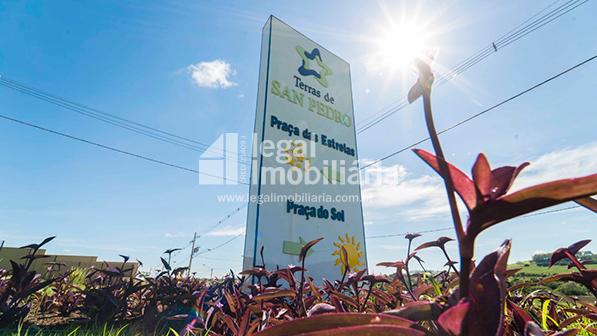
top-left (296, 46), bottom-right (332, 88)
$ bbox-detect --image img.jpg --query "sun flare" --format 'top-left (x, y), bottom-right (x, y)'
top-left (373, 21), bottom-right (429, 71)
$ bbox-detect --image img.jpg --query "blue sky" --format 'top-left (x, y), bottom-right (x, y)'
top-left (0, 0), bottom-right (595, 277)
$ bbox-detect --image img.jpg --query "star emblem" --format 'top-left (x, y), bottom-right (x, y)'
top-left (282, 141), bottom-right (311, 170)
top-left (296, 46), bottom-right (332, 88)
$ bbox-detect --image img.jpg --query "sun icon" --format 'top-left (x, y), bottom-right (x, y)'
top-left (282, 141), bottom-right (311, 170)
top-left (332, 234), bottom-right (364, 273)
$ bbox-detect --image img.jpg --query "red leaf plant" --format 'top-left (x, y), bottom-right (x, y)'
top-left (407, 55), bottom-right (597, 299)
top-left (415, 237), bottom-right (459, 275)
top-left (412, 147), bottom-right (597, 296)
top-left (436, 240), bottom-right (511, 335)
top-left (543, 239), bottom-right (597, 298)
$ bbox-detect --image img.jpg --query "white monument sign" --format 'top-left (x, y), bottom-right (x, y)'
top-left (243, 16), bottom-right (367, 281)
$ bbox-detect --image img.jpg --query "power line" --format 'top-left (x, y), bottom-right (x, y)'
top-left (435, 0), bottom-right (582, 86)
top-left (519, 205), bottom-right (581, 218)
top-left (438, 0), bottom-right (588, 86)
top-left (193, 56), bottom-right (591, 261)
top-left (356, 0), bottom-right (588, 134)
top-left (182, 205), bottom-right (247, 271)
top-left (170, 241), bottom-right (193, 269)
top-left (357, 0), bottom-right (586, 132)
top-left (196, 234), bottom-right (243, 255)
top-left (441, 0), bottom-right (572, 80)
top-left (492, 0), bottom-right (588, 51)
top-left (1, 78), bottom-right (254, 252)
top-left (2, 1), bottom-right (590, 261)
top-left (367, 227), bottom-right (453, 239)
top-left (173, 241), bottom-right (192, 255)
top-left (194, 204), bottom-right (584, 254)
top-left (201, 255), bottom-right (243, 262)
top-left (196, 205), bottom-right (247, 239)
top-left (0, 111), bottom-right (249, 185)
top-left (365, 205), bottom-right (583, 239)
top-left (0, 76), bottom-right (248, 159)
top-left (360, 54), bottom-right (597, 170)
top-left (0, 77), bottom-right (207, 153)
top-left (178, 205), bottom-right (247, 272)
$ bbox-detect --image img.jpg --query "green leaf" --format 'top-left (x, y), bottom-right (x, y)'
top-left (541, 299), bottom-right (551, 330)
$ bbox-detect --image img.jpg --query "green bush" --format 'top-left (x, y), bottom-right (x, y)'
top-left (555, 282), bottom-right (589, 296)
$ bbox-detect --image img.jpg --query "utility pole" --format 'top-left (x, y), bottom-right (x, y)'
top-left (188, 232), bottom-right (197, 277)
top-left (210, 268), bottom-right (213, 279)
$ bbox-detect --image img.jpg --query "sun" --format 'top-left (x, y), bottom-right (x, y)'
top-left (372, 21), bottom-right (429, 71)
top-left (332, 234), bottom-right (365, 273)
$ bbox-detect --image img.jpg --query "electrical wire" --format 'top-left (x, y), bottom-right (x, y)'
top-left (196, 205), bottom-right (247, 239)
top-left (0, 111), bottom-right (250, 185)
top-left (358, 0), bottom-right (585, 132)
top-left (0, 76), bottom-right (250, 159)
top-left (196, 234), bottom-right (243, 255)
top-left (0, 78), bottom-right (208, 153)
top-left (356, 0), bottom-right (588, 134)
top-left (179, 55), bottom-right (597, 244)
top-left (360, 54), bottom-right (597, 170)
top-left (519, 205), bottom-right (581, 218)
top-left (366, 227), bottom-right (453, 239)
top-left (196, 204), bottom-right (585, 254)
top-left (1, 1), bottom-right (591, 259)
top-left (366, 205), bottom-right (583, 239)
top-left (437, 0), bottom-right (588, 86)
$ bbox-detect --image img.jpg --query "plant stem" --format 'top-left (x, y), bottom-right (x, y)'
top-left (362, 283), bottom-right (373, 312)
top-left (402, 273), bottom-right (417, 301)
top-left (421, 91), bottom-right (469, 298)
top-left (416, 259), bottom-right (427, 273)
top-left (337, 265), bottom-right (349, 292)
top-left (460, 255), bottom-right (471, 300)
top-left (441, 248), bottom-right (460, 276)
top-left (421, 92), bottom-right (464, 240)
top-left (297, 258), bottom-right (307, 315)
top-left (564, 251), bottom-right (586, 271)
top-left (405, 240), bottom-right (413, 290)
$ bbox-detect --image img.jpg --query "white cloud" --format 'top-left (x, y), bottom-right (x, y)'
top-left (188, 59), bottom-right (237, 88)
top-left (206, 226), bottom-right (245, 237)
top-left (164, 232), bottom-right (185, 238)
top-left (361, 142), bottom-right (596, 223)
top-left (361, 163), bottom-right (450, 221)
top-left (511, 142), bottom-right (597, 191)
top-left (470, 98), bottom-right (484, 107)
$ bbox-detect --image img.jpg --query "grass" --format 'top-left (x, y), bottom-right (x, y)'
top-left (509, 260), bottom-right (597, 302)
top-left (0, 324), bottom-right (130, 336)
top-left (509, 260), bottom-right (597, 277)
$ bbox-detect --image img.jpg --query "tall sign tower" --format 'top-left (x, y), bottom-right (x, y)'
top-left (243, 16), bottom-right (367, 281)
